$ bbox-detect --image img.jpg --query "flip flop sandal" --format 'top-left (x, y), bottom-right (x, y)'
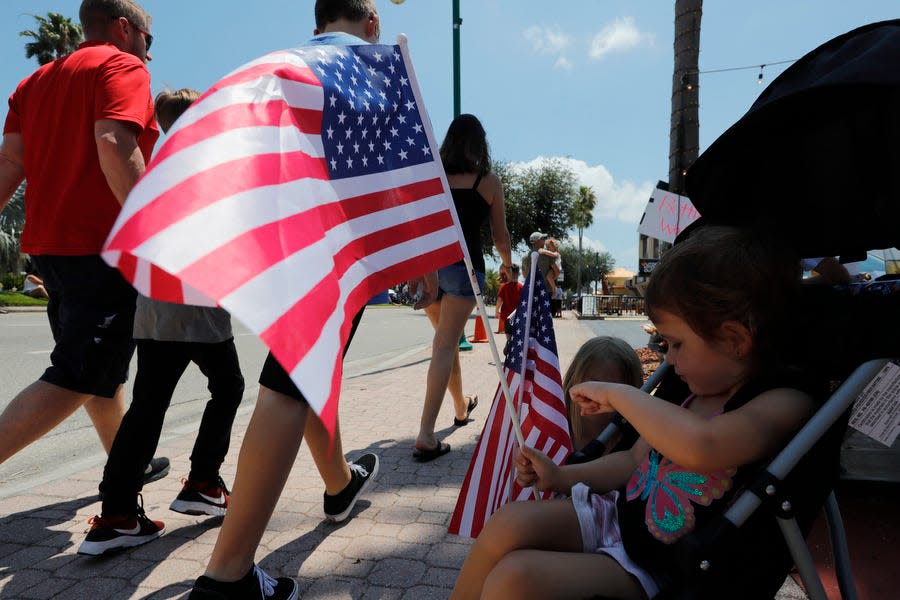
top-left (454, 394), bottom-right (479, 426)
top-left (412, 441), bottom-right (451, 462)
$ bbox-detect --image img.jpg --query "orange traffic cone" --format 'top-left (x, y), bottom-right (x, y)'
top-left (470, 315), bottom-right (489, 343)
top-left (497, 315), bottom-right (505, 334)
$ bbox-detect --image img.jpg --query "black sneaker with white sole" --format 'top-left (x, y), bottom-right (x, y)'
top-left (170, 476), bottom-right (229, 516)
top-left (143, 456), bottom-right (171, 484)
top-left (323, 452), bottom-right (379, 523)
top-left (189, 564), bottom-right (299, 600)
top-left (77, 500), bottom-right (165, 556)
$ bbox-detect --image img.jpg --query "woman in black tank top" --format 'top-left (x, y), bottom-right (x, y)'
top-left (412, 114), bottom-right (513, 461)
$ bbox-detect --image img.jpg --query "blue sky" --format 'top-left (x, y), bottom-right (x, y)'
top-left (1, 1), bottom-right (897, 272)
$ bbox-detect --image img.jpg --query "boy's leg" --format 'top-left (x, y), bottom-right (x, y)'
top-left (99, 340), bottom-right (190, 516)
top-left (185, 339), bottom-right (245, 482)
top-left (304, 414), bottom-right (350, 495)
top-left (305, 412), bottom-right (380, 523)
top-left (203, 385), bottom-right (308, 582)
top-left (199, 307), bottom-right (364, 582)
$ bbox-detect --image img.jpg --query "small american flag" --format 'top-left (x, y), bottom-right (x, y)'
top-left (448, 274), bottom-right (572, 538)
top-left (102, 38), bottom-right (464, 432)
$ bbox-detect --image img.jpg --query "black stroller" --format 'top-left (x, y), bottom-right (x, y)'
top-left (582, 18), bottom-right (900, 600)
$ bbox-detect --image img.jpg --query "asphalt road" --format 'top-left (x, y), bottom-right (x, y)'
top-left (0, 305), bottom-right (649, 499)
top-left (0, 305), bottom-right (438, 499)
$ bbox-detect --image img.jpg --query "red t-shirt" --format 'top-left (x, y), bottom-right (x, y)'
top-left (497, 281), bottom-right (524, 321)
top-left (4, 41), bottom-right (158, 255)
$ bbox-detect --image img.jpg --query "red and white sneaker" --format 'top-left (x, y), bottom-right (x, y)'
top-left (169, 476), bottom-right (229, 516)
top-left (77, 508), bottom-right (165, 556)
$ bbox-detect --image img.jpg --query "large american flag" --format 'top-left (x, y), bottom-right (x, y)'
top-left (448, 274), bottom-right (572, 538)
top-left (102, 37), bottom-right (464, 432)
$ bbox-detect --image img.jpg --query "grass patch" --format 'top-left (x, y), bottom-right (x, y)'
top-left (0, 291), bottom-right (48, 307)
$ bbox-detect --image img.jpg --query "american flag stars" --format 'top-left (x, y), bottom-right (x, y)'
top-left (309, 44), bottom-right (433, 180)
top-left (505, 276), bottom-right (559, 369)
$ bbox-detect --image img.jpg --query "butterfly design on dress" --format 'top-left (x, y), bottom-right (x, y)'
top-left (626, 448), bottom-right (736, 544)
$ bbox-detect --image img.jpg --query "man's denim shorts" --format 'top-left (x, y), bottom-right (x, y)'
top-left (438, 263), bottom-right (485, 299)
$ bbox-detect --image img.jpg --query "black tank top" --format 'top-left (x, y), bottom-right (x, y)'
top-left (451, 173), bottom-right (490, 273)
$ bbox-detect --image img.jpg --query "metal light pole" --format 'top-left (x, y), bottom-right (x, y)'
top-left (452, 0), bottom-right (461, 117)
top-left (391, 0), bottom-right (462, 117)
top-left (393, 0), bottom-right (470, 347)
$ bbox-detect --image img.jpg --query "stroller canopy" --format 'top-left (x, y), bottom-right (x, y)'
top-left (684, 19), bottom-right (900, 259)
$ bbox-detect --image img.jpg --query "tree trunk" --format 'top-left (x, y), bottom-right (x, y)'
top-left (669, 0), bottom-right (702, 196)
top-left (576, 226), bottom-right (583, 294)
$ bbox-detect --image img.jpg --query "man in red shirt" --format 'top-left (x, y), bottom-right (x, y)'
top-left (0, 1), bottom-right (161, 477)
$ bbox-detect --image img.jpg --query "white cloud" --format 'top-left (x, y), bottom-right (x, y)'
top-left (589, 16), bottom-right (654, 60)
top-left (524, 25), bottom-right (572, 71)
top-left (571, 234), bottom-right (607, 253)
top-left (554, 56), bottom-right (573, 71)
top-left (524, 25), bottom-right (571, 55)
top-left (506, 156), bottom-right (653, 223)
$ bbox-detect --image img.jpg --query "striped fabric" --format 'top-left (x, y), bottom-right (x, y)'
top-left (449, 275), bottom-right (572, 538)
top-left (102, 39), bottom-right (463, 431)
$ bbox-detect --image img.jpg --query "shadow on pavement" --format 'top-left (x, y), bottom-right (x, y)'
top-left (257, 432), bottom-right (478, 597)
top-left (0, 495), bottom-right (220, 599)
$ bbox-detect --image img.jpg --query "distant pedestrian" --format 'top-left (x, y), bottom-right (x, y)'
top-left (552, 285), bottom-right (564, 318)
top-left (413, 113), bottom-right (513, 461)
top-left (544, 237), bottom-right (563, 293)
top-left (78, 89), bottom-right (247, 556)
top-left (496, 264), bottom-right (522, 336)
top-left (0, 0), bottom-right (168, 481)
top-left (21, 274), bottom-right (49, 299)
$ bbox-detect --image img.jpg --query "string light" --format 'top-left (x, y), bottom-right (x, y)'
top-left (679, 57), bottom-right (796, 87)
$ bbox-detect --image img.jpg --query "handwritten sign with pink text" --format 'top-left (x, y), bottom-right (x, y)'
top-left (637, 187), bottom-right (701, 244)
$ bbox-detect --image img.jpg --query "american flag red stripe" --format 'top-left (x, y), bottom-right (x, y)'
top-left (449, 275), bottom-right (572, 538)
top-left (102, 40), bottom-right (464, 431)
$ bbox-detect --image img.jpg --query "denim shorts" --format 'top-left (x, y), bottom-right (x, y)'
top-left (32, 254), bottom-right (137, 398)
top-left (438, 263), bottom-right (485, 299)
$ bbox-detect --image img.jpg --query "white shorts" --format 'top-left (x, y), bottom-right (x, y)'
top-left (571, 482), bottom-right (665, 598)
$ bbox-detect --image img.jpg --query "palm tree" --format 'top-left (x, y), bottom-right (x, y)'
top-left (571, 185), bottom-right (596, 295)
top-left (19, 12), bottom-right (83, 66)
top-left (3, 12), bottom-right (83, 274)
top-left (0, 184), bottom-right (26, 276)
top-left (670, 0), bottom-right (702, 194)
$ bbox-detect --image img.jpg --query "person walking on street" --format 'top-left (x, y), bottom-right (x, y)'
top-left (78, 89), bottom-right (247, 556)
top-left (412, 113), bottom-right (513, 462)
top-left (187, 2), bottom-right (439, 597)
top-left (0, 0), bottom-right (168, 482)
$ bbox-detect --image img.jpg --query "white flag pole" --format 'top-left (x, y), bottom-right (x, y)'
top-left (516, 252), bottom-right (543, 501)
top-left (398, 34), bottom-right (527, 451)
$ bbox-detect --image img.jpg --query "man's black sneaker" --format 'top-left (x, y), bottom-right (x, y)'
top-left (143, 456), bottom-right (171, 484)
top-left (170, 476), bottom-right (230, 516)
top-left (189, 564), bottom-right (299, 599)
top-left (77, 505), bottom-right (165, 556)
top-left (323, 452), bottom-right (379, 523)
